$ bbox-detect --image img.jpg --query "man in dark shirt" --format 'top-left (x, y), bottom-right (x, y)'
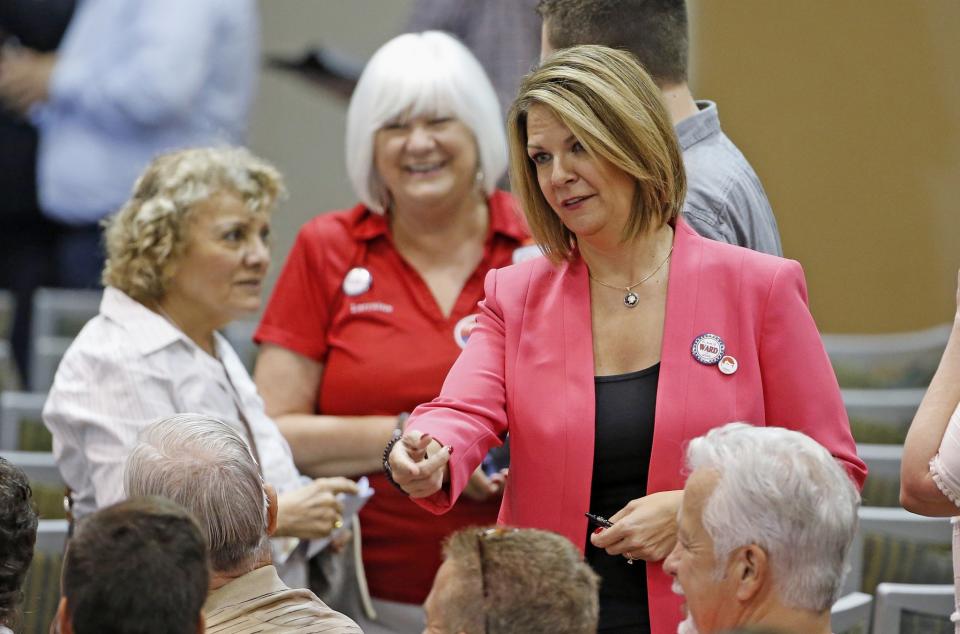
top-left (0, 0), bottom-right (75, 383)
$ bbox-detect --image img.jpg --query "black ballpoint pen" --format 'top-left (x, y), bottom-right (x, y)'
top-left (584, 512), bottom-right (614, 528)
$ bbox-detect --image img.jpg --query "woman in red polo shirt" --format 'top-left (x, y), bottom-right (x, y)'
top-left (253, 32), bottom-right (531, 630)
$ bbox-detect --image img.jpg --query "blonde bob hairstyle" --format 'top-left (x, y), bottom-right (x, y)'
top-left (346, 31), bottom-right (507, 213)
top-left (507, 45), bottom-right (686, 262)
top-left (102, 146), bottom-right (285, 303)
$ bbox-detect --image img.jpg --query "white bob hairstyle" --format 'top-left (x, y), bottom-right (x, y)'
top-left (685, 423), bottom-right (860, 613)
top-left (346, 31), bottom-right (508, 213)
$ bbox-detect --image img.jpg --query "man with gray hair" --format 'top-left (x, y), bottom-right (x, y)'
top-left (125, 413), bottom-right (362, 633)
top-left (663, 423), bottom-right (860, 634)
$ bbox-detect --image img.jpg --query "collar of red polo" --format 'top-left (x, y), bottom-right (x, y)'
top-left (349, 190), bottom-right (529, 243)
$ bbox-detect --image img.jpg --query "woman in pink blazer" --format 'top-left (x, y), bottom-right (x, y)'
top-left (388, 46), bottom-right (866, 634)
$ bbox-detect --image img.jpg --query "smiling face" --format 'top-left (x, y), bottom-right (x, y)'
top-left (162, 191), bottom-right (270, 331)
top-left (524, 104), bottom-right (636, 246)
top-left (664, 469), bottom-right (741, 634)
top-left (374, 114), bottom-right (480, 214)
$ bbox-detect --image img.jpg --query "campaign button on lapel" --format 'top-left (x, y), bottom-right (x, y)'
top-left (718, 355), bottom-right (738, 375)
top-left (691, 333), bottom-right (725, 365)
top-left (342, 267), bottom-right (373, 296)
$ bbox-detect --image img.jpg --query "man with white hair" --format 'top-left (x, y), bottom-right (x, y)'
top-left (125, 413), bottom-right (361, 633)
top-left (663, 423), bottom-right (860, 634)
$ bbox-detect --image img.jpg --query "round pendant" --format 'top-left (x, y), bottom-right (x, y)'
top-left (624, 291), bottom-right (639, 308)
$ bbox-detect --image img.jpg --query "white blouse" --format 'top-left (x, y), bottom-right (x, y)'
top-left (43, 287), bottom-right (308, 584)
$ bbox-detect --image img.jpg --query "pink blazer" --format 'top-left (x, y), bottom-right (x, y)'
top-left (409, 218), bottom-right (866, 634)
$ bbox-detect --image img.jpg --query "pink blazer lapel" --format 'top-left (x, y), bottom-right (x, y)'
top-left (648, 217), bottom-right (703, 634)
top-left (542, 222), bottom-right (706, 552)
top-left (649, 218), bottom-right (703, 493)
top-left (557, 256), bottom-right (596, 545)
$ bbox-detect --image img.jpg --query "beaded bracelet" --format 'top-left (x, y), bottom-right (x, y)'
top-left (382, 413), bottom-right (410, 492)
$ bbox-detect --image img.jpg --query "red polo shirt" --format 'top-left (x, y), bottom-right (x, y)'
top-left (256, 191), bottom-right (531, 603)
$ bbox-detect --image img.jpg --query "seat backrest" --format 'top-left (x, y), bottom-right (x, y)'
top-left (29, 336), bottom-right (74, 393)
top-left (872, 582), bottom-right (954, 634)
top-left (831, 591), bottom-right (872, 633)
top-left (859, 444), bottom-right (903, 479)
top-left (34, 518), bottom-right (69, 553)
top-left (0, 450), bottom-right (65, 520)
top-left (844, 388), bottom-right (924, 444)
top-left (0, 450), bottom-right (60, 482)
top-left (0, 339), bottom-right (23, 392)
top-left (824, 324), bottom-right (950, 388)
top-left (0, 391), bottom-right (50, 451)
top-left (21, 519), bottom-right (69, 634)
top-left (858, 443), bottom-right (903, 507)
top-left (221, 319), bottom-right (259, 372)
top-left (0, 289), bottom-right (14, 339)
top-left (30, 288), bottom-right (102, 340)
top-left (29, 288), bottom-right (101, 392)
top-left (844, 507), bottom-right (953, 595)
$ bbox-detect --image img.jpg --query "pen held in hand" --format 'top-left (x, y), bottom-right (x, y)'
top-left (585, 512), bottom-right (614, 528)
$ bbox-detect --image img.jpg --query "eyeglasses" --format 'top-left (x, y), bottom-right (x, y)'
top-left (475, 527), bottom-right (519, 634)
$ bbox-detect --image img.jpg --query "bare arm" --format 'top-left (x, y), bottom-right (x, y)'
top-left (254, 343), bottom-right (396, 477)
top-left (255, 344), bottom-right (504, 499)
top-left (901, 275), bottom-right (960, 515)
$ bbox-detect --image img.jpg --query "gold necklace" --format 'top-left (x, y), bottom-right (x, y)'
top-left (589, 244), bottom-right (674, 308)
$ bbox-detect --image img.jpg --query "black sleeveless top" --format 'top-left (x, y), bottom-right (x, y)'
top-left (586, 363), bottom-right (659, 633)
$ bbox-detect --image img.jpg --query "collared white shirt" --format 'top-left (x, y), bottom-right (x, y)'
top-left (43, 287), bottom-right (308, 585)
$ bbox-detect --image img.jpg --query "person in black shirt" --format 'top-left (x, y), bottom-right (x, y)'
top-left (0, 0), bottom-right (76, 384)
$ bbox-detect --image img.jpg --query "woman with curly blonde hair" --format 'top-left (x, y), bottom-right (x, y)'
top-left (43, 146), bottom-right (357, 591)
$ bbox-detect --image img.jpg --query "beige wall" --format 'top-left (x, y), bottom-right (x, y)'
top-left (691, 1), bottom-right (960, 332)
